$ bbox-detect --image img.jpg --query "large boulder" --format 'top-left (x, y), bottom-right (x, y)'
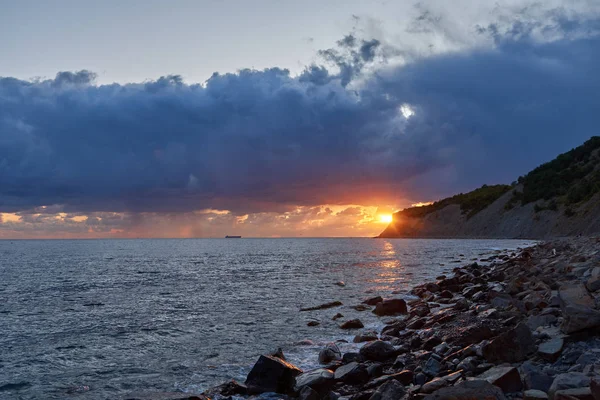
top-left (548, 373), bottom-right (591, 399)
top-left (294, 368), bottom-right (334, 392)
top-left (245, 355), bottom-right (303, 394)
top-left (373, 299), bottom-right (408, 316)
top-left (482, 323), bottom-right (535, 363)
top-left (368, 379), bottom-right (406, 400)
top-left (478, 366), bottom-right (523, 393)
top-left (359, 341), bottom-right (397, 361)
top-left (318, 343), bottom-right (342, 364)
top-left (423, 380), bottom-right (506, 399)
top-left (538, 338), bottom-right (564, 362)
top-left (558, 284), bottom-right (600, 334)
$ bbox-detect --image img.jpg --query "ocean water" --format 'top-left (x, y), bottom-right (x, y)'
top-left (0, 238), bottom-right (536, 399)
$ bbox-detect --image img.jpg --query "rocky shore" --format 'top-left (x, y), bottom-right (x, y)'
top-left (130, 237), bottom-right (600, 400)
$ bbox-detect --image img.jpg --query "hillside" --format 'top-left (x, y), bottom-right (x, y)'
top-left (379, 136), bottom-right (600, 238)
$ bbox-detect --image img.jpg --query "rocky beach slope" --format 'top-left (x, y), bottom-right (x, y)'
top-left (128, 237), bottom-right (600, 400)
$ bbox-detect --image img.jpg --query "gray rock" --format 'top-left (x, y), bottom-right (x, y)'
top-left (421, 377), bottom-right (448, 394)
top-left (368, 379), bottom-right (406, 400)
top-left (548, 373), bottom-right (591, 398)
top-left (592, 377), bottom-right (600, 400)
top-left (587, 267), bottom-right (600, 292)
top-left (415, 372), bottom-right (427, 386)
top-left (354, 331), bottom-right (379, 343)
top-left (527, 314), bottom-right (558, 330)
top-left (364, 296), bottom-right (384, 305)
top-left (558, 284), bottom-right (600, 334)
top-left (319, 343), bottom-right (342, 364)
top-left (294, 368), bottom-right (334, 392)
top-left (538, 338), bottom-right (564, 362)
top-left (299, 386), bottom-right (320, 400)
top-left (553, 387), bottom-right (593, 400)
top-left (482, 322), bottom-right (535, 363)
top-left (359, 341), bottom-right (397, 362)
top-left (423, 357), bottom-right (442, 377)
top-left (423, 379), bottom-right (507, 399)
top-left (478, 366), bottom-right (523, 393)
top-left (523, 389), bottom-right (549, 400)
top-left (245, 355), bottom-right (303, 394)
top-left (334, 362), bottom-right (369, 384)
top-left (521, 361), bottom-right (554, 392)
top-left (340, 319), bottom-right (365, 329)
top-left (491, 293), bottom-right (513, 309)
top-left (575, 349), bottom-right (600, 366)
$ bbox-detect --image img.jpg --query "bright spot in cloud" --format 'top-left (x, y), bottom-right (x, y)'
top-left (410, 201), bottom-right (434, 207)
top-left (379, 214), bottom-right (393, 223)
top-left (399, 104), bottom-right (415, 119)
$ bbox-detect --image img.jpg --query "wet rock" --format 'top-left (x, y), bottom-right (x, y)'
top-left (368, 379), bottom-right (406, 400)
top-left (381, 321), bottom-right (406, 337)
top-left (423, 357), bottom-right (442, 377)
top-left (295, 368), bottom-right (335, 392)
top-left (334, 362), bottom-right (369, 384)
top-left (359, 341), bottom-right (397, 362)
top-left (299, 386), bottom-right (320, 400)
top-left (523, 389), bottom-right (549, 400)
top-left (301, 301), bottom-right (343, 311)
top-left (554, 388), bottom-right (593, 400)
top-left (364, 296), bottom-right (383, 306)
top-left (353, 304), bottom-right (371, 312)
top-left (482, 322), bottom-right (535, 363)
top-left (456, 356), bottom-right (478, 373)
top-left (333, 313), bottom-right (344, 320)
top-left (549, 373), bottom-right (591, 398)
top-left (415, 372), bottom-right (427, 386)
top-left (271, 348), bottom-right (286, 360)
top-left (319, 343), bottom-right (342, 364)
top-left (558, 284), bottom-right (600, 334)
top-left (366, 363), bottom-right (384, 378)
top-left (478, 366), bottom-right (523, 393)
top-left (340, 319), bottom-right (365, 329)
top-left (538, 338), bottom-right (564, 362)
top-left (245, 355), bottom-right (303, 394)
top-left (407, 318), bottom-right (426, 330)
top-left (354, 331), bottom-right (378, 343)
top-left (423, 379), bottom-right (506, 399)
top-left (342, 352), bottom-right (363, 364)
top-left (373, 299), bottom-right (407, 316)
top-left (307, 321), bottom-right (320, 326)
top-left (421, 377), bottom-right (448, 394)
top-left (393, 370), bottom-right (414, 386)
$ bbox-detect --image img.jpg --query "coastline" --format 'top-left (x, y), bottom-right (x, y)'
top-left (129, 237), bottom-right (600, 400)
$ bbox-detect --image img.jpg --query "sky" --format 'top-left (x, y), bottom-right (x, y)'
top-left (1, 0), bottom-right (600, 238)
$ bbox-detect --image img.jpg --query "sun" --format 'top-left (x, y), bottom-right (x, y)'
top-left (379, 214), bottom-right (393, 223)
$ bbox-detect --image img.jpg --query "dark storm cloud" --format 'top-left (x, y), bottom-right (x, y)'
top-left (1, 10), bottom-right (600, 214)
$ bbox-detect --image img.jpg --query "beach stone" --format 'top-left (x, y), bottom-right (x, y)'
top-left (364, 296), bottom-right (383, 305)
top-left (368, 379), bottom-right (406, 400)
top-left (373, 299), bottom-right (407, 316)
top-left (538, 338), bottom-right (564, 362)
top-left (340, 319), bottom-right (364, 329)
top-left (332, 313), bottom-right (344, 320)
top-left (421, 377), bottom-right (448, 394)
top-left (381, 321), bottom-right (406, 337)
top-left (359, 341), bottom-right (397, 362)
top-left (482, 322), bottom-right (535, 363)
top-left (549, 373), bottom-right (591, 398)
top-left (319, 343), bottom-right (342, 364)
top-left (407, 318), bottom-right (426, 330)
top-left (393, 370), bottom-right (414, 386)
top-left (478, 366), bottom-right (523, 393)
top-left (491, 293), bottom-right (513, 309)
top-left (299, 386), bottom-right (320, 400)
top-left (576, 349), bottom-right (600, 366)
top-left (307, 321), bottom-right (320, 326)
top-left (423, 379), bottom-right (506, 399)
top-left (423, 357), bottom-right (442, 377)
top-left (587, 268), bottom-right (600, 292)
top-left (245, 355), bottom-right (303, 394)
top-left (527, 314), bottom-right (558, 330)
top-left (334, 362), bottom-right (369, 384)
top-left (415, 372), bottom-right (427, 385)
top-left (558, 284), bottom-right (600, 334)
top-left (353, 304), bottom-right (370, 311)
top-left (521, 362), bottom-right (554, 392)
top-left (524, 389), bottom-right (549, 400)
top-left (591, 377), bottom-right (600, 400)
top-left (295, 368), bottom-right (334, 392)
top-left (342, 352), bottom-right (363, 364)
top-left (354, 331), bottom-right (378, 343)
top-left (301, 301), bottom-right (343, 311)
top-left (554, 387), bottom-right (593, 400)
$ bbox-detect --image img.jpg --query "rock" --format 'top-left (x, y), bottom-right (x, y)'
top-left (393, 370), bottom-right (414, 386)
top-left (335, 281), bottom-right (346, 287)
top-left (319, 343), bottom-right (342, 364)
top-left (451, 324), bottom-right (494, 347)
top-left (334, 362), bottom-right (369, 384)
top-left (591, 377), bottom-right (600, 400)
top-left (524, 292), bottom-right (547, 310)
top-left (554, 388), bottom-right (593, 400)
top-left (368, 379), bottom-right (406, 400)
top-left (342, 352), bottom-right (363, 363)
top-left (354, 331), bottom-right (379, 343)
top-left (245, 355), bottom-right (303, 394)
top-left (575, 349), bottom-right (600, 366)
top-left (423, 357), bottom-right (442, 377)
top-left (301, 301), bottom-right (343, 311)
top-left (381, 321), bottom-right (406, 337)
top-left (299, 386), bottom-right (320, 400)
top-left (332, 313), bottom-right (344, 320)
top-left (524, 389), bottom-right (549, 400)
top-left (421, 377), bottom-right (448, 394)
top-left (359, 341), bottom-right (397, 362)
top-left (340, 319), bottom-right (364, 329)
top-left (549, 373), bottom-right (591, 398)
top-left (482, 322), bottom-right (535, 363)
top-left (364, 296), bottom-right (384, 306)
top-left (373, 299), bottom-right (408, 316)
top-left (521, 361), bottom-right (554, 392)
top-left (558, 284), bottom-right (600, 334)
top-left (423, 379), bottom-right (507, 399)
top-left (527, 314), bottom-right (558, 330)
top-left (294, 368), bottom-right (334, 392)
top-left (491, 293), bottom-right (514, 309)
top-left (538, 338), bottom-right (564, 362)
top-left (407, 318), bottom-right (426, 330)
top-left (307, 321), bottom-right (320, 326)
top-left (478, 366), bottom-right (523, 393)
top-left (353, 304), bottom-right (371, 311)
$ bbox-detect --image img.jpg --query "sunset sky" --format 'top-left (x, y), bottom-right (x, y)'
top-left (1, 0), bottom-right (599, 238)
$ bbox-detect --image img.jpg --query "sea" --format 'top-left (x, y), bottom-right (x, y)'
top-left (0, 238), bottom-right (537, 399)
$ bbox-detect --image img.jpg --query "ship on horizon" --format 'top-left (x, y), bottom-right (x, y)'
top-left (225, 235), bottom-right (242, 238)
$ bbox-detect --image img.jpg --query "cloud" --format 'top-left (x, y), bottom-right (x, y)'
top-left (1, 2), bottom-right (600, 223)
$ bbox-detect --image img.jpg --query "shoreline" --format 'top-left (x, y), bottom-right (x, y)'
top-left (130, 237), bottom-right (600, 400)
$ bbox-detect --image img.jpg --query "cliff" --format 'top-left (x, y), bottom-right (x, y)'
top-left (379, 136), bottom-right (600, 238)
